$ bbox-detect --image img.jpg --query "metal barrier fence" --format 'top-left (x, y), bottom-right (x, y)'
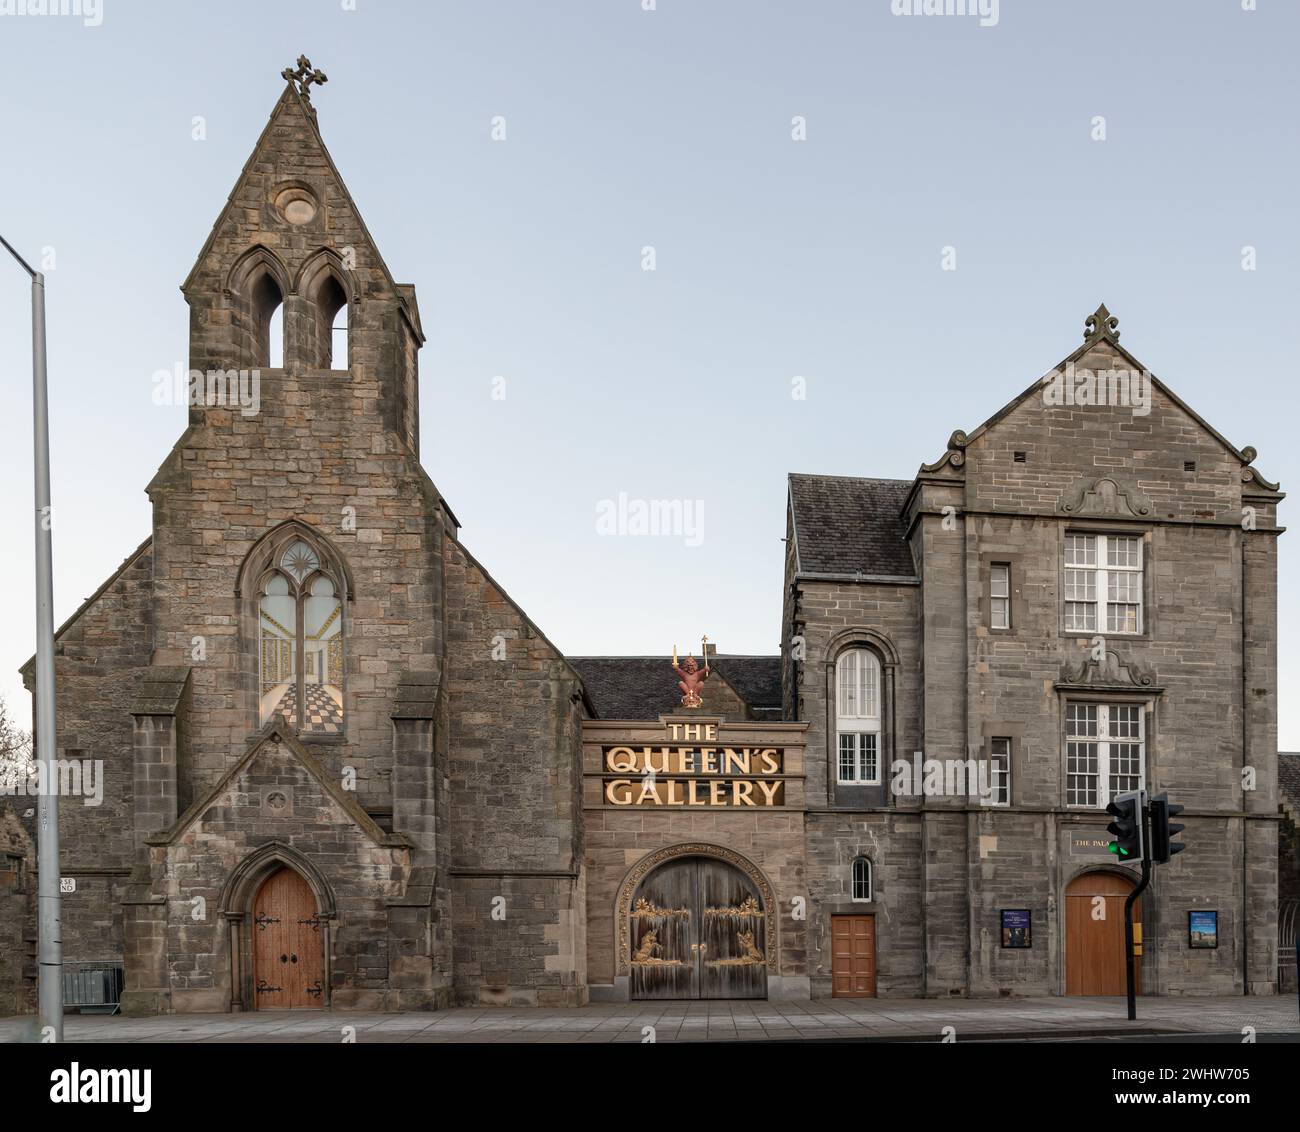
top-left (1279, 900), bottom-right (1298, 994)
top-left (62, 963), bottom-right (124, 1014)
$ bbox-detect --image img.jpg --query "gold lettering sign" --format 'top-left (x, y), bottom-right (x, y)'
top-left (602, 733), bottom-right (786, 807)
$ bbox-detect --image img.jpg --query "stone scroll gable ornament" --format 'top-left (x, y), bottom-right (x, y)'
top-left (283, 55), bottom-right (328, 102)
top-left (1083, 302), bottom-right (1120, 346)
top-left (671, 636), bottom-right (711, 708)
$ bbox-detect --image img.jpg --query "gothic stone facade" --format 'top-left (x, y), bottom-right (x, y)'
top-left (1, 74), bottom-right (1285, 1015)
top-left (13, 79), bottom-right (587, 1014)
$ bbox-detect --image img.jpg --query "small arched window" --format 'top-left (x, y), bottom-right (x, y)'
top-left (258, 537), bottom-right (345, 734)
top-left (852, 858), bottom-right (872, 902)
top-left (251, 271), bottom-right (285, 368)
top-left (836, 648), bottom-right (881, 784)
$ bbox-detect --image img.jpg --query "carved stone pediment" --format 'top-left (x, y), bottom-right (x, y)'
top-left (1058, 648), bottom-right (1157, 690)
top-left (1057, 475), bottom-right (1152, 518)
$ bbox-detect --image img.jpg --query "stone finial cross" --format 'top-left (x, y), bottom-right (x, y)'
top-left (283, 55), bottom-right (328, 100)
top-left (1083, 302), bottom-right (1119, 345)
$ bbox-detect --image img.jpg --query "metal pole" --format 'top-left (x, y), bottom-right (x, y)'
top-left (1123, 800), bottom-right (1152, 1022)
top-left (3, 234), bottom-right (63, 1041)
top-left (32, 270), bottom-right (63, 1041)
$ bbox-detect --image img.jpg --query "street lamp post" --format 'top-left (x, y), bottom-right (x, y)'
top-left (1, 233), bottom-right (63, 1042)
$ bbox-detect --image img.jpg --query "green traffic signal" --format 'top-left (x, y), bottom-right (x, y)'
top-left (1105, 791), bottom-right (1143, 860)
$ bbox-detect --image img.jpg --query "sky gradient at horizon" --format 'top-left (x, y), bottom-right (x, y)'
top-left (0, 0), bottom-right (1296, 745)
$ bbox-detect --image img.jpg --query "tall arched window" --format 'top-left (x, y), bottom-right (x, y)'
top-left (257, 536), bottom-right (345, 734)
top-left (251, 270), bottom-right (285, 369)
top-left (315, 273), bottom-right (348, 369)
top-left (836, 648), bottom-right (881, 784)
top-left (852, 857), bottom-right (873, 902)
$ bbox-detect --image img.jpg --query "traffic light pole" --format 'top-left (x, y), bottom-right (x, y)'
top-left (1123, 803), bottom-right (1152, 1022)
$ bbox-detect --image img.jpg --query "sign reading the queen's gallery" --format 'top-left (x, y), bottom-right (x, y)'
top-left (601, 722), bottom-right (786, 807)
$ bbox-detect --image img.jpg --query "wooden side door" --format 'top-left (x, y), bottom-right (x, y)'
top-left (699, 860), bottom-right (767, 1000)
top-left (1065, 872), bottom-right (1141, 996)
top-left (629, 860), bottom-right (697, 1000)
top-left (253, 868), bottom-right (323, 1009)
top-left (831, 915), bottom-right (876, 998)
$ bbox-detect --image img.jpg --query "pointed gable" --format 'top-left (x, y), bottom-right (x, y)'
top-left (946, 305), bottom-right (1280, 521)
top-left (181, 82), bottom-right (418, 339)
top-left (148, 720), bottom-right (406, 849)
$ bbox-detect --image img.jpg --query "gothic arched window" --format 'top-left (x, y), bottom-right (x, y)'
top-left (250, 268), bottom-right (285, 369)
top-left (317, 274), bottom-right (348, 370)
top-left (257, 535), bottom-right (345, 734)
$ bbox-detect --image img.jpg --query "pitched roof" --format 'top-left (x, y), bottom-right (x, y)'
top-left (960, 304), bottom-right (1278, 492)
top-left (788, 474), bottom-right (916, 579)
top-left (569, 656), bottom-right (782, 722)
top-left (19, 536), bottom-right (152, 682)
top-left (1280, 752), bottom-right (1300, 821)
top-left (181, 80), bottom-right (423, 342)
top-left (147, 719), bottom-right (406, 849)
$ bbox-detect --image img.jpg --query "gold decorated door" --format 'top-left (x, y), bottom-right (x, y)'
top-left (630, 856), bottom-right (767, 1000)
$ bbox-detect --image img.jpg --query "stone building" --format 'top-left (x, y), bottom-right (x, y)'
top-left (781, 309), bottom-right (1284, 998)
top-left (11, 66), bottom-right (588, 1014)
top-left (0, 66), bottom-right (1285, 1014)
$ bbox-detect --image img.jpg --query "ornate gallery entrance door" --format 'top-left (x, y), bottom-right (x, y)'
top-left (252, 867), bottom-right (325, 1009)
top-left (629, 856), bottom-right (767, 1000)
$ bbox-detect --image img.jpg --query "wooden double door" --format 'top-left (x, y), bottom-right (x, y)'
top-left (252, 868), bottom-right (325, 1009)
top-left (1065, 871), bottom-right (1142, 996)
top-left (630, 857), bottom-right (768, 1000)
top-left (831, 915), bottom-right (877, 997)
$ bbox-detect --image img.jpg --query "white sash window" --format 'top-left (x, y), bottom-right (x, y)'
top-left (836, 649), bottom-right (881, 785)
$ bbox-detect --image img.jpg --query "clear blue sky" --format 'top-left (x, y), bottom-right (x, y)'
top-left (1, 1), bottom-right (1296, 745)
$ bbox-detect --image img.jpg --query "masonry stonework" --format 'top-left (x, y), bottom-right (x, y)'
top-left (0, 71), bottom-right (1287, 1016)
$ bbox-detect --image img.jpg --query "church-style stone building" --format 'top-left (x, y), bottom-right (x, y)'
top-left (1, 64), bottom-right (1286, 1014)
top-left (14, 66), bottom-right (589, 1013)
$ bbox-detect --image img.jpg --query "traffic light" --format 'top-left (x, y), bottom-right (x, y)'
top-left (1106, 790), bottom-right (1144, 860)
top-left (1149, 793), bottom-right (1186, 863)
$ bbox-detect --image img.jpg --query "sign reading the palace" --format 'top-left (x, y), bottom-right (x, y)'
top-left (1070, 831), bottom-right (1120, 857)
top-left (602, 722), bottom-right (786, 807)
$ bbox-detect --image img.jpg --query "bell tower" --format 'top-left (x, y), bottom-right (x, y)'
top-left (179, 56), bottom-right (425, 454)
top-left (146, 59), bottom-right (444, 795)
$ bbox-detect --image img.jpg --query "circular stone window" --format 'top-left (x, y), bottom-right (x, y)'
top-left (274, 185), bottom-right (318, 226)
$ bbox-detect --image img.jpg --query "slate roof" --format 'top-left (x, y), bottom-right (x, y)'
top-left (1280, 752), bottom-right (1300, 818)
top-left (788, 474), bottom-right (916, 579)
top-left (570, 656), bottom-right (782, 722)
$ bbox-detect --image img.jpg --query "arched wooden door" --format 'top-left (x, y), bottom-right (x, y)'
top-left (252, 868), bottom-right (324, 1009)
top-left (1065, 871), bottom-right (1142, 996)
top-left (629, 856), bottom-right (767, 1000)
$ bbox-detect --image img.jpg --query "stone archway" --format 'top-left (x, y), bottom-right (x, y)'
top-left (614, 843), bottom-right (778, 984)
top-left (219, 842), bottom-right (336, 1011)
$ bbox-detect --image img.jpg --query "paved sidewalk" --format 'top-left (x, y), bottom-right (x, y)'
top-left (1, 995), bottom-right (1297, 1043)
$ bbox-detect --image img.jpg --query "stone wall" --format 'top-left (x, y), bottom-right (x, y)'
top-left (19, 542), bottom-right (153, 977)
top-left (0, 807), bottom-right (36, 1015)
top-left (443, 539), bottom-right (588, 1005)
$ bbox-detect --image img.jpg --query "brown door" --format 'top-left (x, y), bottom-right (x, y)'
top-left (630, 857), bottom-right (767, 1000)
top-left (253, 868), bottom-right (324, 1008)
top-left (1065, 871), bottom-right (1141, 996)
top-left (831, 915), bottom-right (876, 998)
